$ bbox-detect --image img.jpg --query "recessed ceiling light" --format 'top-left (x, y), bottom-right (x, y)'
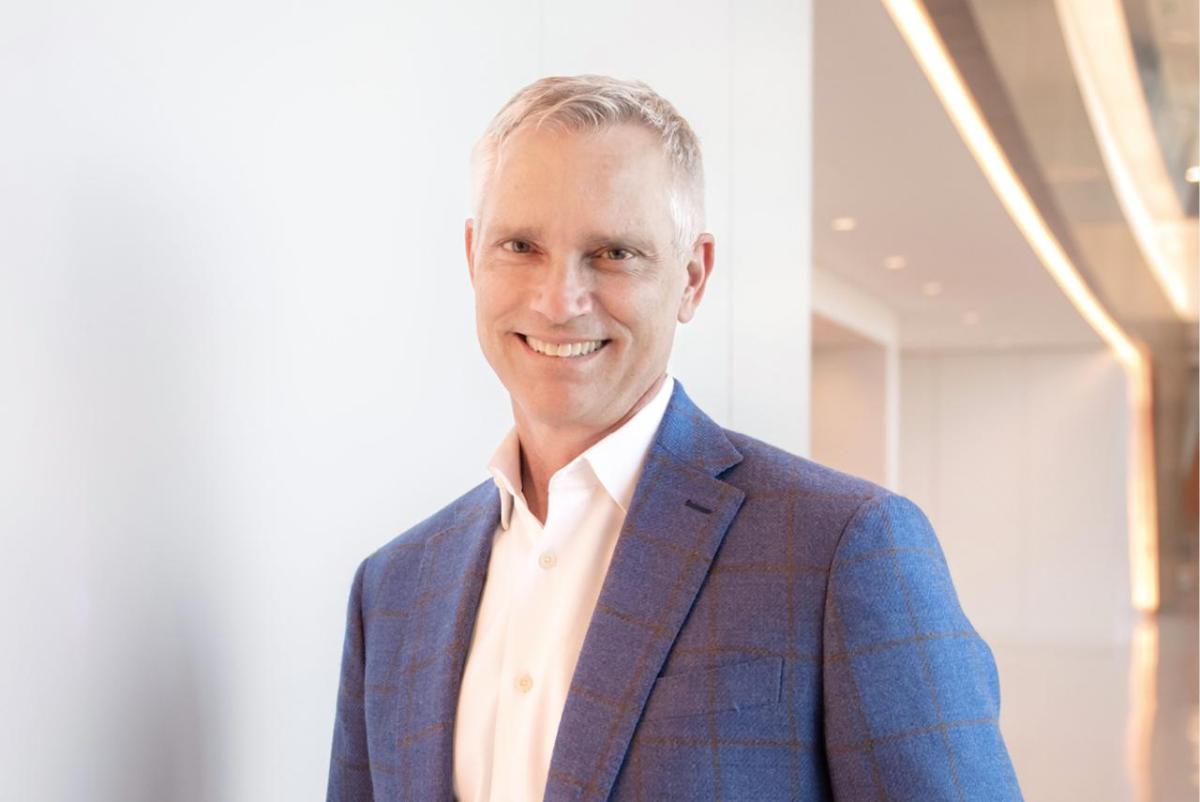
top-left (922, 281), bottom-right (942, 297)
top-left (883, 255), bottom-right (907, 271)
top-left (962, 311), bottom-right (980, 325)
top-left (831, 217), bottom-right (857, 232)
top-left (1186, 165), bottom-right (1200, 183)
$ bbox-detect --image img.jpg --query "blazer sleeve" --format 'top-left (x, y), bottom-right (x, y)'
top-left (821, 493), bottom-right (1023, 801)
top-left (326, 557), bottom-right (375, 802)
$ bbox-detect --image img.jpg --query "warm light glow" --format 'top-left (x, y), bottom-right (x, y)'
top-left (921, 281), bottom-right (943, 296)
top-left (831, 216), bottom-right (857, 232)
top-left (1125, 349), bottom-right (1160, 611)
top-left (1056, 0), bottom-right (1198, 320)
top-left (1186, 166), bottom-right (1200, 184)
top-left (1127, 616), bottom-right (1159, 802)
top-left (884, 255), bottom-right (907, 270)
top-left (882, 0), bottom-right (1160, 611)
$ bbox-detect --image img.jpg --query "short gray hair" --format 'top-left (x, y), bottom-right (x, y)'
top-left (470, 75), bottom-right (706, 253)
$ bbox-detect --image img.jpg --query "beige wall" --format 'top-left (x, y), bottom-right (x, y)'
top-left (813, 342), bottom-right (888, 486)
top-left (899, 348), bottom-right (1133, 646)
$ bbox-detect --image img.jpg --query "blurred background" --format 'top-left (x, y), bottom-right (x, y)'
top-left (1, 0), bottom-right (1195, 799)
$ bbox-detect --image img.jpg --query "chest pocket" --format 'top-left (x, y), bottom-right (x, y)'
top-left (641, 655), bottom-right (783, 721)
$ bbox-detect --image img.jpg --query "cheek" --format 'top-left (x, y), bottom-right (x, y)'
top-left (474, 274), bottom-right (514, 322)
top-left (631, 278), bottom-right (681, 328)
top-left (604, 302), bottom-right (675, 357)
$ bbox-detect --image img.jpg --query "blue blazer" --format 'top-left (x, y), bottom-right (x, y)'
top-left (327, 381), bottom-right (1022, 801)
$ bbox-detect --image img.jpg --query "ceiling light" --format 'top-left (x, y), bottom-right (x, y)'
top-left (883, 0), bottom-right (1159, 612)
top-left (922, 281), bottom-right (942, 296)
top-left (1057, 0), bottom-right (1196, 318)
top-left (883, 255), bottom-right (907, 270)
top-left (831, 216), bottom-right (857, 232)
top-left (1186, 166), bottom-right (1200, 183)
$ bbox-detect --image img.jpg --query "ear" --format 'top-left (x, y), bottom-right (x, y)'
top-left (464, 217), bottom-right (477, 286)
top-left (676, 233), bottom-right (715, 324)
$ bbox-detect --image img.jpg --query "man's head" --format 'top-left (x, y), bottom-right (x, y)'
top-left (470, 75), bottom-right (706, 254)
top-left (466, 75), bottom-right (714, 436)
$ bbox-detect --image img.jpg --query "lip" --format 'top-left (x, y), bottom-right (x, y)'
top-left (515, 332), bottom-right (610, 361)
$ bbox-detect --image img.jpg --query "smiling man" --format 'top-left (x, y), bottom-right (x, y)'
top-left (327, 75), bottom-right (1022, 801)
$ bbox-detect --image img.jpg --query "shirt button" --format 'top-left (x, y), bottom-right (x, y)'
top-left (538, 551), bottom-right (557, 570)
top-left (516, 673), bottom-right (534, 693)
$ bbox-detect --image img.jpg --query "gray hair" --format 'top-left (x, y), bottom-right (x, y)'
top-left (470, 75), bottom-right (706, 254)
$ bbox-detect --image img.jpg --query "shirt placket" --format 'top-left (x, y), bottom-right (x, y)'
top-left (490, 477), bottom-right (589, 802)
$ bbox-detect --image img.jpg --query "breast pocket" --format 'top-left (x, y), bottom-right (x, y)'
top-left (641, 655), bottom-right (783, 721)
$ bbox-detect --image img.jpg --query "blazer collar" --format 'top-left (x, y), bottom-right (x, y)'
top-left (543, 380), bottom-right (746, 801)
top-left (652, 379), bottom-right (743, 478)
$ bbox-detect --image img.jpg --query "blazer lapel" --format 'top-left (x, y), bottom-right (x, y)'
top-left (398, 485), bottom-right (498, 801)
top-left (543, 383), bottom-right (745, 802)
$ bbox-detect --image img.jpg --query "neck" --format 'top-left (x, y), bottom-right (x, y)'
top-left (515, 373), bottom-right (667, 525)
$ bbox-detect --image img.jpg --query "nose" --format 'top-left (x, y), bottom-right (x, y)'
top-left (529, 256), bottom-right (593, 325)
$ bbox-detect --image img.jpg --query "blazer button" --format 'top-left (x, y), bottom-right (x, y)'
top-left (516, 673), bottom-right (534, 693)
top-left (538, 551), bottom-right (557, 570)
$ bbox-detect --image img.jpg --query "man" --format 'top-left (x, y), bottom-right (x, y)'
top-left (327, 75), bottom-right (1022, 801)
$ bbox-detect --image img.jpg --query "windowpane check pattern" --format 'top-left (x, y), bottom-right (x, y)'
top-left (326, 382), bottom-right (1023, 801)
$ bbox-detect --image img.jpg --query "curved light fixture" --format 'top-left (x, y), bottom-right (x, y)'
top-left (1055, 0), bottom-right (1198, 321)
top-left (881, 0), bottom-right (1160, 611)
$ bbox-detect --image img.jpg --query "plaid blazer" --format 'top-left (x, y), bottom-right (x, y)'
top-left (327, 381), bottom-right (1022, 801)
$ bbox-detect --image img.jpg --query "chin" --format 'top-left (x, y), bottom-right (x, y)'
top-left (516, 381), bottom-right (604, 428)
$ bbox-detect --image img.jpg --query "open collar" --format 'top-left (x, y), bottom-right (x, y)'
top-left (486, 374), bottom-right (676, 528)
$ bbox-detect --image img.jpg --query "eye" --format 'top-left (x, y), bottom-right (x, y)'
top-left (597, 247), bottom-right (636, 261)
top-left (502, 240), bottom-right (535, 254)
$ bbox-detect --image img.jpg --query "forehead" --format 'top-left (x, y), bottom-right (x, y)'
top-left (481, 123), bottom-right (676, 236)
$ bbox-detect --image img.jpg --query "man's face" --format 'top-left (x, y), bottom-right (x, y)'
top-left (466, 122), bottom-right (712, 435)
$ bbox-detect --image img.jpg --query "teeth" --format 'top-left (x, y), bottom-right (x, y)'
top-left (525, 335), bottom-right (606, 358)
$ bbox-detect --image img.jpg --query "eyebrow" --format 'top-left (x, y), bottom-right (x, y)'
top-left (489, 225), bottom-right (544, 244)
top-left (490, 225), bottom-right (659, 254)
top-left (583, 232), bottom-right (658, 254)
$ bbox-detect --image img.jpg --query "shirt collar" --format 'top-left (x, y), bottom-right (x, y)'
top-left (486, 373), bottom-right (676, 530)
top-left (487, 427), bottom-right (522, 531)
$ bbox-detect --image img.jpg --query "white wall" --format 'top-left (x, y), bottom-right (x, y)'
top-left (0, 1), bottom-right (813, 800)
top-left (899, 348), bottom-right (1133, 646)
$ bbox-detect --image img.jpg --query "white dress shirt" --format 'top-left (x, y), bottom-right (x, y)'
top-left (452, 374), bottom-right (676, 802)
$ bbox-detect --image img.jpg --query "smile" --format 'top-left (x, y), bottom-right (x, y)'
top-left (520, 334), bottom-right (609, 358)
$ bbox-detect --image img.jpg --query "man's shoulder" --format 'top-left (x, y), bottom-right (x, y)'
top-left (721, 427), bottom-right (889, 505)
top-left (364, 477), bottom-right (496, 566)
top-left (716, 427), bottom-right (935, 562)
